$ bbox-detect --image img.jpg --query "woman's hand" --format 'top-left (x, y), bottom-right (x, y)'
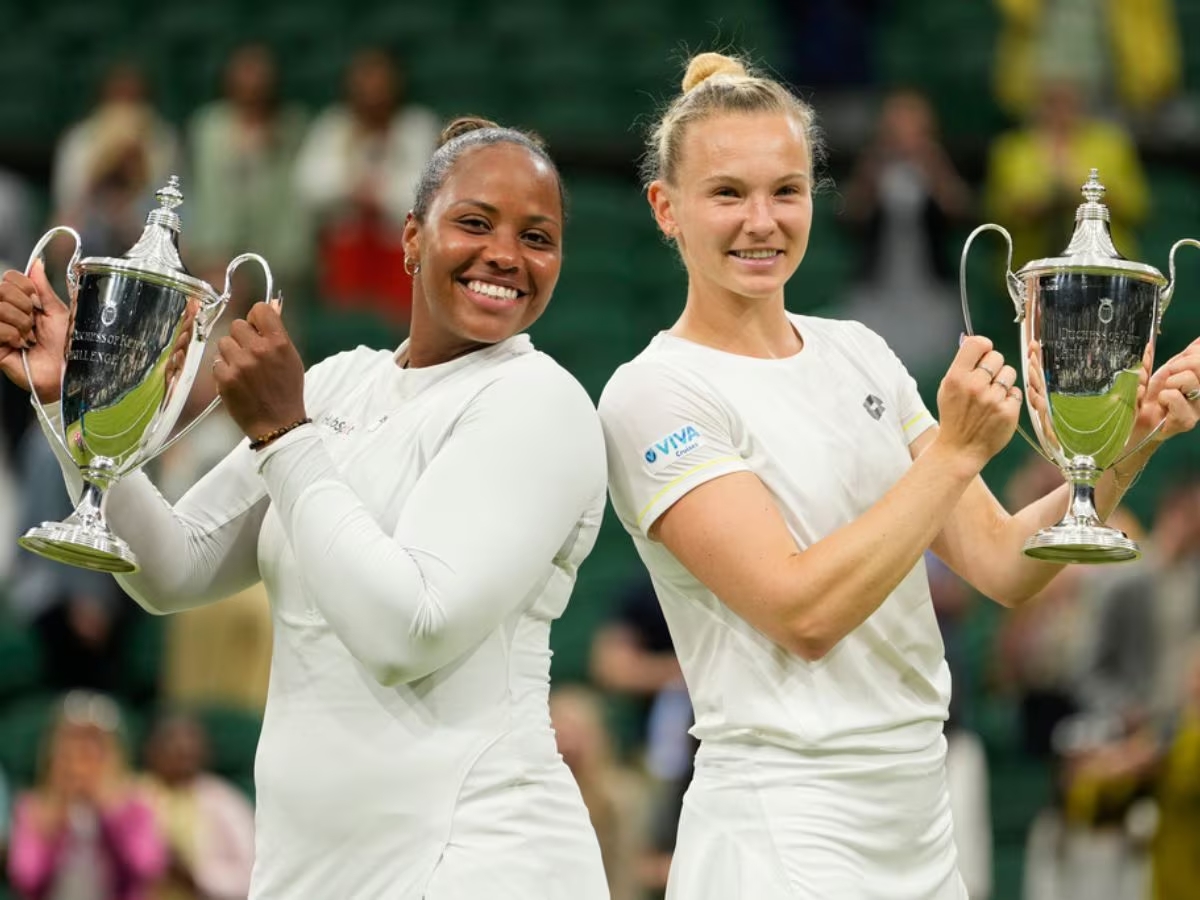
top-left (0, 260), bottom-right (70, 402)
top-left (212, 301), bottom-right (307, 441)
top-left (1129, 337), bottom-right (1200, 445)
top-left (934, 335), bottom-right (1023, 473)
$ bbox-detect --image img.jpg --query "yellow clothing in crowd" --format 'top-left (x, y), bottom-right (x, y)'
top-left (985, 120), bottom-right (1148, 265)
top-left (1152, 714), bottom-right (1200, 900)
top-left (994, 0), bottom-right (1181, 117)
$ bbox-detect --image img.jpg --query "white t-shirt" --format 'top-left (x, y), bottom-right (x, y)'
top-left (41, 335), bottom-right (609, 899)
top-left (599, 313), bottom-right (950, 755)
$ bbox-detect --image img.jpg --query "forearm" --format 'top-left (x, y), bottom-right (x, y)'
top-left (780, 441), bottom-right (978, 657)
top-left (35, 402), bottom-right (265, 613)
top-left (250, 362), bottom-right (604, 684)
top-left (257, 413), bottom-right (600, 685)
top-left (260, 433), bottom-right (459, 683)
top-left (978, 441), bottom-right (1157, 605)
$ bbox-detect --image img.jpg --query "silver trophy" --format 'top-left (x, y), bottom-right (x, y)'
top-left (17, 177), bottom-right (273, 573)
top-left (962, 169), bottom-right (1198, 563)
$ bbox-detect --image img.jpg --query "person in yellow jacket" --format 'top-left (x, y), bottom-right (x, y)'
top-left (993, 0), bottom-right (1182, 119)
top-left (985, 78), bottom-right (1148, 267)
top-left (1062, 640), bottom-right (1200, 900)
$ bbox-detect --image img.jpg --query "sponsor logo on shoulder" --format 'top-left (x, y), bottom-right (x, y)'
top-left (643, 424), bottom-right (703, 468)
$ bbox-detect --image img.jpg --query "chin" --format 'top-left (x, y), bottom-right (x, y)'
top-left (456, 315), bottom-right (524, 346)
top-left (730, 279), bottom-right (786, 301)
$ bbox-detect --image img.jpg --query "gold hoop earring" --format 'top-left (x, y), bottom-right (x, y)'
top-left (404, 257), bottom-right (420, 277)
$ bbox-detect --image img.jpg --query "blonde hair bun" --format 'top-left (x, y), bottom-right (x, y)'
top-left (682, 52), bottom-right (748, 93)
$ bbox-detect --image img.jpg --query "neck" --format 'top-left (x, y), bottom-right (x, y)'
top-left (404, 305), bottom-right (490, 369)
top-left (673, 283), bottom-right (801, 358)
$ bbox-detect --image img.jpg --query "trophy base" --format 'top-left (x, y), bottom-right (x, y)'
top-left (1022, 525), bottom-right (1141, 564)
top-left (18, 522), bottom-right (139, 574)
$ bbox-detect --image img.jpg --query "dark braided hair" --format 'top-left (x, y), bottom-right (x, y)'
top-left (411, 116), bottom-right (566, 222)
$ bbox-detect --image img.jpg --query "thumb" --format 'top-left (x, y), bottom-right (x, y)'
top-left (29, 258), bottom-right (67, 314)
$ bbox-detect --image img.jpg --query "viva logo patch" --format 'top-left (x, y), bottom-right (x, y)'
top-left (643, 424), bottom-right (703, 468)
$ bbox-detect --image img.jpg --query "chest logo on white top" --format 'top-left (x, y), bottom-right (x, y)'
top-left (643, 424), bottom-right (703, 468)
top-left (319, 413), bottom-right (356, 436)
top-left (863, 394), bottom-right (886, 420)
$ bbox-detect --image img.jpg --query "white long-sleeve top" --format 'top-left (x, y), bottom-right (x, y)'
top-left (41, 335), bottom-right (610, 898)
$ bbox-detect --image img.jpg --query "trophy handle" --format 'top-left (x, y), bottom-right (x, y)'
top-left (201, 252), bottom-right (276, 335)
top-left (147, 256), bottom-right (280, 462)
top-left (1158, 238), bottom-right (1200, 331)
top-left (960, 223), bottom-right (1026, 331)
top-left (20, 226), bottom-right (82, 460)
top-left (959, 223), bottom-right (1050, 461)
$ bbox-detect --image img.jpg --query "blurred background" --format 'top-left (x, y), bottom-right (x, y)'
top-left (1, 1), bottom-right (1200, 898)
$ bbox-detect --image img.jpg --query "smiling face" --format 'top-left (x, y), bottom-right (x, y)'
top-left (403, 142), bottom-right (564, 365)
top-left (648, 111), bottom-right (812, 306)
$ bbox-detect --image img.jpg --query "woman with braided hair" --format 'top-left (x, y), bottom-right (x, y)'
top-left (1, 116), bottom-right (610, 899)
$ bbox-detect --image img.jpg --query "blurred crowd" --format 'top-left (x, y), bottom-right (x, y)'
top-left (1, 1), bottom-right (1199, 898)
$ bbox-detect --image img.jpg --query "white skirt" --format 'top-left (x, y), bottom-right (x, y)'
top-left (424, 758), bottom-right (610, 900)
top-left (666, 736), bottom-right (968, 900)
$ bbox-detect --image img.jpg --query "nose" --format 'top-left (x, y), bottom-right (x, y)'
top-left (744, 195), bottom-right (775, 238)
top-left (482, 229), bottom-right (520, 271)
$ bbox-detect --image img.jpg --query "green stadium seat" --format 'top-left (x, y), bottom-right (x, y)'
top-left (190, 705), bottom-right (262, 798)
top-left (0, 618), bottom-right (42, 704)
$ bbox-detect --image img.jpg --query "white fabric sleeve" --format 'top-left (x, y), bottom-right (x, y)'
top-left (598, 361), bottom-right (749, 537)
top-left (850, 321), bottom-right (936, 445)
top-left (33, 400), bottom-right (268, 614)
top-left (254, 365), bottom-right (606, 686)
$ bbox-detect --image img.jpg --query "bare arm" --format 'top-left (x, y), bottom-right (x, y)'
top-left (653, 336), bottom-right (1020, 661)
top-left (930, 338), bottom-right (1200, 605)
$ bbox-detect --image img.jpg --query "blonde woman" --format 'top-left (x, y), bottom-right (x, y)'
top-left (598, 51), bottom-right (1200, 898)
top-left (7, 692), bottom-right (167, 899)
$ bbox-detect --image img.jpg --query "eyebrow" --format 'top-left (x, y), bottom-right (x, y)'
top-left (451, 199), bottom-right (560, 227)
top-left (700, 171), bottom-right (810, 186)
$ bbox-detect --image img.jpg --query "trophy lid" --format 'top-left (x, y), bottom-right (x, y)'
top-left (1015, 169), bottom-right (1166, 286)
top-left (77, 176), bottom-right (214, 296)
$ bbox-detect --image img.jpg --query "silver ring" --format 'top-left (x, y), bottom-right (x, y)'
top-left (1186, 387), bottom-right (1200, 402)
top-left (996, 378), bottom-right (1013, 392)
top-left (976, 363), bottom-right (997, 381)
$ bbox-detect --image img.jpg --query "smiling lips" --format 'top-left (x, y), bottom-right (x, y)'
top-left (730, 249), bottom-right (782, 260)
top-left (461, 278), bottom-right (525, 309)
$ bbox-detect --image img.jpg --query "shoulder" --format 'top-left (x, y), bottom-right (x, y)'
top-left (477, 350), bottom-right (599, 426)
top-left (802, 313), bottom-right (891, 357)
top-left (303, 346), bottom-right (392, 405)
top-left (305, 346), bottom-right (392, 386)
top-left (598, 345), bottom-right (707, 421)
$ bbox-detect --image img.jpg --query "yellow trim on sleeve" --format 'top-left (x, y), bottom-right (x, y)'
top-left (636, 455), bottom-right (744, 526)
top-left (902, 412), bottom-right (931, 432)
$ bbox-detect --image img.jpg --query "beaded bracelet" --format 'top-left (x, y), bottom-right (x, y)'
top-left (249, 417), bottom-right (312, 452)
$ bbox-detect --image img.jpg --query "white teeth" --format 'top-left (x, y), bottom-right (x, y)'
top-left (466, 280), bottom-right (520, 300)
top-left (733, 249), bottom-right (779, 259)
